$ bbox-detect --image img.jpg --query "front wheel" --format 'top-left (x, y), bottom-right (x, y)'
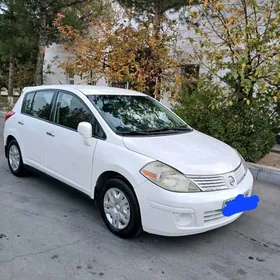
top-left (99, 178), bottom-right (142, 238)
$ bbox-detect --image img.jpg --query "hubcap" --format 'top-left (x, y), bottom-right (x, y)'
top-left (103, 188), bottom-right (130, 230)
top-left (9, 145), bottom-right (20, 171)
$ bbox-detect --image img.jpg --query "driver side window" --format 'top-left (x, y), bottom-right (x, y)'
top-left (54, 92), bottom-right (105, 139)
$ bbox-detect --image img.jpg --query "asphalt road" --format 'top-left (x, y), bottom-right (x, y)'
top-left (0, 117), bottom-right (280, 280)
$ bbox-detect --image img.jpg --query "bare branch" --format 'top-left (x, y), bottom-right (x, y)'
top-left (203, 13), bottom-right (235, 64)
top-left (253, 51), bottom-right (278, 69)
top-left (208, 4), bottom-right (240, 58)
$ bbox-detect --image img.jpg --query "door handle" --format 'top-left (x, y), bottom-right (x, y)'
top-left (46, 132), bottom-right (55, 137)
top-left (18, 121), bottom-right (24, 125)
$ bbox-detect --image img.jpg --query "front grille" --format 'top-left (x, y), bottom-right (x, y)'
top-left (204, 209), bottom-right (223, 222)
top-left (188, 162), bottom-right (246, 192)
top-left (234, 163), bottom-right (246, 184)
top-left (188, 175), bottom-right (228, 191)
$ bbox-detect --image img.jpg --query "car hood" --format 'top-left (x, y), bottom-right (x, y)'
top-left (122, 130), bottom-right (241, 175)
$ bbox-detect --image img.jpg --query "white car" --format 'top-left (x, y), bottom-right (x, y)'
top-left (3, 85), bottom-right (254, 238)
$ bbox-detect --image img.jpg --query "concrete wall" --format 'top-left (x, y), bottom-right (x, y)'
top-left (44, 44), bottom-right (87, 85)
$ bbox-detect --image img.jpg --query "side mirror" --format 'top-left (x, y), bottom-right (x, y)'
top-left (78, 122), bottom-right (93, 146)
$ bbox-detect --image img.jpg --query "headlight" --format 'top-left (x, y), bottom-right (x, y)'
top-left (140, 161), bottom-right (201, 193)
top-left (240, 155), bottom-right (248, 174)
top-left (236, 151), bottom-right (248, 174)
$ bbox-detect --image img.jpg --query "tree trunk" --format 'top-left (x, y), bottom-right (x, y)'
top-left (153, 1), bottom-right (161, 40)
top-left (151, 1), bottom-right (162, 99)
top-left (8, 55), bottom-right (15, 97)
top-left (35, 14), bottom-right (47, 86)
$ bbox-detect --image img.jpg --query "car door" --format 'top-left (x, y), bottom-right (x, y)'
top-left (17, 90), bottom-right (56, 168)
top-left (42, 90), bottom-right (105, 195)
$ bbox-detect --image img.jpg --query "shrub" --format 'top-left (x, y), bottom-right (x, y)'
top-left (174, 89), bottom-right (277, 163)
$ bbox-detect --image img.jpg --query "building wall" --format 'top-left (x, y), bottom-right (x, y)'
top-left (44, 44), bottom-right (108, 87)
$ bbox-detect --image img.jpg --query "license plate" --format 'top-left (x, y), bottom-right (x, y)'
top-left (223, 190), bottom-right (250, 208)
top-left (223, 197), bottom-right (235, 208)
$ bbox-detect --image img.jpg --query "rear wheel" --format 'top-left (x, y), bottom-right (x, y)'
top-left (7, 139), bottom-right (25, 177)
top-left (99, 178), bottom-right (142, 238)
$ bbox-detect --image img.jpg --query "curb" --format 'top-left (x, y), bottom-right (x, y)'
top-left (272, 148), bottom-right (280, 155)
top-left (248, 163), bottom-right (280, 186)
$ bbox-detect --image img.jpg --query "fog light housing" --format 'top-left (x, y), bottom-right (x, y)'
top-left (173, 213), bottom-right (193, 227)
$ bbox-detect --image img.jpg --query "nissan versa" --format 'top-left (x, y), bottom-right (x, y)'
top-left (3, 85), bottom-right (254, 238)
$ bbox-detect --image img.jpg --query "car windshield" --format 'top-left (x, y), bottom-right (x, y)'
top-left (87, 95), bottom-right (192, 136)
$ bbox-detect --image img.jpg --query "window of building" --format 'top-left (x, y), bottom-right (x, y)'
top-left (67, 70), bottom-right (75, 85)
top-left (181, 64), bottom-right (200, 91)
top-left (111, 81), bottom-right (128, 89)
top-left (181, 64), bottom-right (199, 79)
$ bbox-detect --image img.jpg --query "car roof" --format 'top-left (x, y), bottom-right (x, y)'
top-left (22, 85), bottom-right (147, 96)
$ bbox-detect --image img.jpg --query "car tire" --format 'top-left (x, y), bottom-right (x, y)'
top-left (7, 139), bottom-right (25, 177)
top-left (99, 178), bottom-right (142, 238)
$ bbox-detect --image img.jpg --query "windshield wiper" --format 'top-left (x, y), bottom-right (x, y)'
top-left (116, 131), bottom-right (150, 136)
top-left (170, 126), bottom-right (193, 131)
top-left (116, 126), bottom-right (192, 136)
top-left (143, 126), bottom-right (192, 134)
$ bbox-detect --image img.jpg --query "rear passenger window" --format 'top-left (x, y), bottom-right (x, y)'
top-left (22, 91), bottom-right (54, 120)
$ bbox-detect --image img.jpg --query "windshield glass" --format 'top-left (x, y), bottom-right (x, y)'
top-left (87, 95), bottom-right (191, 135)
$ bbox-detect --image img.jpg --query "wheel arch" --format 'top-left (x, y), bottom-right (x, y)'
top-left (94, 171), bottom-right (134, 203)
top-left (5, 135), bottom-right (17, 158)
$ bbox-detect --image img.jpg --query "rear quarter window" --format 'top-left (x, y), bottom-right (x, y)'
top-left (21, 92), bottom-right (35, 115)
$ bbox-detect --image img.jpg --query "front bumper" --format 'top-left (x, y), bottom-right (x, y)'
top-left (135, 171), bottom-right (254, 236)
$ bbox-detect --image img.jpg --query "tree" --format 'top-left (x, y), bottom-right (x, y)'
top-left (183, 0), bottom-right (280, 106)
top-left (54, 12), bottom-right (184, 98)
top-left (116, 0), bottom-right (199, 39)
top-left (116, 0), bottom-right (200, 97)
top-left (175, 0), bottom-right (280, 162)
top-left (0, 0), bottom-right (37, 96)
top-left (25, 0), bottom-right (111, 85)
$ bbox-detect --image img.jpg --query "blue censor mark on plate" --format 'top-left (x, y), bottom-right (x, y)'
top-left (222, 194), bottom-right (260, 217)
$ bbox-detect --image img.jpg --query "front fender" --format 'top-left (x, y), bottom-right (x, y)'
top-left (91, 140), bottom-right (154, 198)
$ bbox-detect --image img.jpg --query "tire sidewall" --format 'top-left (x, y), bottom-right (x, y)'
top-left (99, 178), bottom-right (142, 238)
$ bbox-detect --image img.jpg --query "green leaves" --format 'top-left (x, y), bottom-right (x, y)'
top-left (175, 92), bottom-right (277, 162)
top-left (175, 0), bottom-right (280, 161)
top-left (182, 0), bottom-right (280, 106)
